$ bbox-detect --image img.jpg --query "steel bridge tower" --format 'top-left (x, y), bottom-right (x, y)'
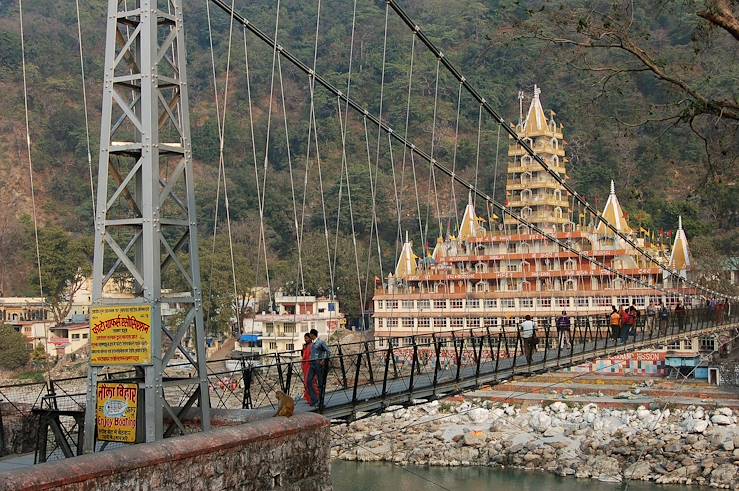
top-left (84, 0), bottom-right (210, 451)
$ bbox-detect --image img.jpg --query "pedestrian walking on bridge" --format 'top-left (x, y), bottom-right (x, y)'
top-left (519, 315), bottom-right (537, 364)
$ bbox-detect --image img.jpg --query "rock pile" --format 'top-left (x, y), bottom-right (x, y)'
top-left (331, 399), bottom-right (739, 488)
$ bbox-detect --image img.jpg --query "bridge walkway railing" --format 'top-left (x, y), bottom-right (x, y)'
top-left (2, 305), bottom-right (735, 461)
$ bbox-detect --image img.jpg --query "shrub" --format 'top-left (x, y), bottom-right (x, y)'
top-left (0, 324), bottom-right (31, 370)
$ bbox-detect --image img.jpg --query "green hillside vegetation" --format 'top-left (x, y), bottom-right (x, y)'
top-left (0, 0), bottom-right (736, 331)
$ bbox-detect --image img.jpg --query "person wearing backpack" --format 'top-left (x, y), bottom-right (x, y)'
top-left (519, 315), bottom-right (537, 364)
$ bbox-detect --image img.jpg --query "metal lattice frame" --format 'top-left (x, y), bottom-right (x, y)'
top-left (83, 0), bottom-right (210, 452)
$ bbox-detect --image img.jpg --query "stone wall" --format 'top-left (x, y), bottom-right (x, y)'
top-left (0, 413), bottom-right (332, 491)
top-left (0, 402), bottom-right (37, 456)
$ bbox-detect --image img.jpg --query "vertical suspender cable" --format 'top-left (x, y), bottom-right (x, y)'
top-left (426, 58), bottom-right (443, 237)
top-left (18, 0), bottom-right (43, 299)
top-left (336, 98), bottom-right (365, 329)
top-left (19, 0), bottom-right (50, 383)
top-left (74, 0), bottom-right (95, 217)
top-left (275, 52), bottom-right (305, 293)
top-left (207, 0), bottom-right (240, 325)
top-left (256, 0), bottom-right (283, 309)
top-left (449, 82), bottom-right (463, 232)
top-left (306, 0), bottom-right (337, 301)
top-left (473, 102), bottom-right (483, 206)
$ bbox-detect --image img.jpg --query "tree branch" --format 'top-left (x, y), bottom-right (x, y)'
top-left (698, 0), bottom-right (739, 41)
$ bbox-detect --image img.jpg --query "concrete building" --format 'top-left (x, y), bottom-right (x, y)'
top-left (254, 292), bottom-right (345, 355)
top-left (48, 323), bottom-right (90, 357)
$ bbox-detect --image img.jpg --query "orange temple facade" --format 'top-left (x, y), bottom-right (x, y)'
top-left (372, 86), bottom-right (693, 341)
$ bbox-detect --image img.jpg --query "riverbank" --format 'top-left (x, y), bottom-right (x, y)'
top-left (331, 397), bottom-right (739, 488)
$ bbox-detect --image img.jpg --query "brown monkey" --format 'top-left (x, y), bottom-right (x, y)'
top-left (274, 390), bottom-right (295, 417)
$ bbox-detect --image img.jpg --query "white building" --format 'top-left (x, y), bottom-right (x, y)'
top-left (254, 292), bottom-right (345, 355)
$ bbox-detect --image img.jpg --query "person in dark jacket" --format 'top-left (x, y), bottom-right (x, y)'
top-left (556, 311), bottom-right (571, 348)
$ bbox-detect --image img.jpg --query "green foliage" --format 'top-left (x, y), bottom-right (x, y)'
top-left (1, 0), bottom-right (736, 314)
top-left (27, 224), bottom-right (92, 324)
top-left (0, 324), bottom-right (30, 370)
top-left (30, 344), bottom-right (49, 370)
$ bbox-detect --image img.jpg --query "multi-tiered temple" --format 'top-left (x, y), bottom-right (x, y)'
top-left (372, 86), bottom-right (692, 341)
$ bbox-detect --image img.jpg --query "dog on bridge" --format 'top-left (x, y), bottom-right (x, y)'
top-left (274, 390), bottom-right (295, 418)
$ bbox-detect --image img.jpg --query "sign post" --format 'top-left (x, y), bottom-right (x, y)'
top-left (90, 306), bottom-right (153, 366)
top-left (96, 383), bottom-right (140, 443)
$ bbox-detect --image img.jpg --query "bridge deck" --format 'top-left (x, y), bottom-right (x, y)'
top-left (299, 322), bottom-right (737, 420)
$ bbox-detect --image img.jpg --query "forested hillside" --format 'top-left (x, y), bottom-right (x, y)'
top-left (0, 0), bottom-right (736, 329)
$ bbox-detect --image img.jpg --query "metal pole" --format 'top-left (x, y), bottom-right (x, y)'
top-left (352, 352), bottom-right (362, 405)
top-left (409, 339), bottom-right (418, 395)
top-left (381, 343), bottom-right (392, 400)
top-left (494, 332), bottom-right (502, 379)
top-left (431, 334), bottom-right (441, 396)
top-left (364, 341), bottom-right (375, 384)
top-left (337, 344), bottom-right (348, 389)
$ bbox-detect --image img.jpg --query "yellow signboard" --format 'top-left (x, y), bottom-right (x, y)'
top-left (96, 382), bottom-right (138, 443)
top-left (90, 305), bottom-right (153, 366)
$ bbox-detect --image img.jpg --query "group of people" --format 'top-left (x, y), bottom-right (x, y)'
top-left (610, 300), bottom-right (688, 340)
top-left (300, 329), bottom-right (331, 407)
top-left (518, 300), bottom-right (695, 364)
top-left (608, 304), bottom-right (641, 342)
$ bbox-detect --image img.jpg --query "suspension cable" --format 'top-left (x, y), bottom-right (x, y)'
top-left (449, 81), bottom-right (463, 232)
top-left (423, 58), bottom-right (443, 248)
top-left (473, 102), bottom-right (483, 206)
top-left (217, 0), bottom-right (240, 324)
top-left (18, 0), bottom-right (43, 299)
top-left (257, 0), bottom-right (283, 309)
top-left (306, 0), bottom-right (337, 300)
top-left (275, 51), bottom-right (305, 293)
top-left (207, 0), bottom-right (696, 300)
top-left (74, 0), bottom-right (95, 218)
top-left (335, 97), bottom-right (366, 329)
top-left (399, 33), bottom-right (418, 251)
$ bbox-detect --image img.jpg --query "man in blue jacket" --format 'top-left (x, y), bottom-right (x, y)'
top-left (307, 328), bottom-right (331, 407)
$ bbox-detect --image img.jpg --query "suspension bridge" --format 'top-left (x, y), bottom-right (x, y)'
top-left (2, 0), bottom-right (738, 474)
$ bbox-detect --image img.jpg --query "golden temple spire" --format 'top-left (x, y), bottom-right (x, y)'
top-left (522, 84), bottom-right (548, 137)
top-left (596, 180), bottom-right (633, 235)
top-left (459, 191), bottom-right (483, 241)
top-left (394, 231), bottom-right (417, 279)
top-left (669, 215), bottom-right (691, 274)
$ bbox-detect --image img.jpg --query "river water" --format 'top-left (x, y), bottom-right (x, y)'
top-left (331, 461), bottom-right (707, 491)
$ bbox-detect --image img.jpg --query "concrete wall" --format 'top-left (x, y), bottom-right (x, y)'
top-left (0, 413), bottom-right (332, 491)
